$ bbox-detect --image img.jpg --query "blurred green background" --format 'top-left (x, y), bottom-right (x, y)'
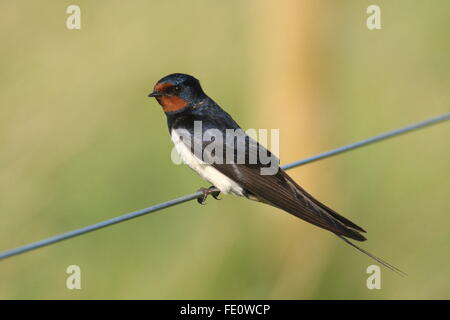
top-left (0, 0), bottom-right (449, 299)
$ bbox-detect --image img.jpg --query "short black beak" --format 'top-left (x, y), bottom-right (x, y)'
top-left (148, 91), bottom-right (163, 97)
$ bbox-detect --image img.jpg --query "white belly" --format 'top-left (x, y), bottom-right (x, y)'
top-left (171, 130), bottom-right (244, 196)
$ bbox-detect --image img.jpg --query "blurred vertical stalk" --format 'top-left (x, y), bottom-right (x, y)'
top-left (249, 0), bottom-right (332, 297)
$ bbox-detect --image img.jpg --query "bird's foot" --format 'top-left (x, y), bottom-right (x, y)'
top-left (197, 186), bottom-right (221, 205)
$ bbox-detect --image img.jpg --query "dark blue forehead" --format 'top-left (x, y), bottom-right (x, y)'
top-left (157, 73), bottom-right (200, 87)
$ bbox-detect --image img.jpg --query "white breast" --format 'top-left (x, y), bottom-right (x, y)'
top-left (171, 130), bottom-right (244, 196)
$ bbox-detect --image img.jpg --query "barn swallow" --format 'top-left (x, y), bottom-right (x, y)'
top-left (148, 73), bottom-right (404, 275)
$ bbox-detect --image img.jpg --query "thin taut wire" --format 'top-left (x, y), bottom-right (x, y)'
top-left (0, 112), bottom-right (449, 261)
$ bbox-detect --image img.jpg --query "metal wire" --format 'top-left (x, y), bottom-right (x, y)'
top-left (0, 112), bottom-right (449, 261)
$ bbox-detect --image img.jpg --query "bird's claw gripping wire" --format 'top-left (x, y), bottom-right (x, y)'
top-left (197, 186), bottom-right (221, 204)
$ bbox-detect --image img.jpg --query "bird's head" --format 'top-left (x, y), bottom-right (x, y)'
top-left (148, 73), bottom-right (206, 113)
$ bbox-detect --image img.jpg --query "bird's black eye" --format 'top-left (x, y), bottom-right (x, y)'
top-left (165, 84), bottom-right (182, 96)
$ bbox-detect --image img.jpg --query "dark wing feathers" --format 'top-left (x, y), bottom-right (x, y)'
top-left (214, 163), bottom-right (366, 241)
top-left (279, 170), bottom-right (366, 233)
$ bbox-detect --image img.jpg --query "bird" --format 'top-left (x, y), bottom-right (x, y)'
top-left (148, 73), bottom-right (404, 275)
